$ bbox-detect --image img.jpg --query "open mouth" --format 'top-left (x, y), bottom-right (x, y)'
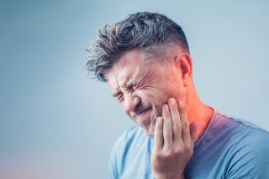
top-left (135, 107), bottom-right (152, 118)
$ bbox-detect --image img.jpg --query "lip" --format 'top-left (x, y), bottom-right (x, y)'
top-left (135, 108), bottom-right (152, 120)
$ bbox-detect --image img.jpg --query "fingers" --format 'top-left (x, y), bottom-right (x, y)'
top-left (152, 99), bottom-right (195, 179)
top-left (162, 104), bottom-right (173, 148)
top-left (190, 122), bottom-right (198, 144)
top-left (154, 98), bottom-right (193, 151)
top-left (168, 98), bottom-right (182, 143)
top-left (154, 117), bottom-right (164, 149)
top-left (152, 98), bottom-right (195, 179)
top-left (178, 100), bottom-right (191, 143)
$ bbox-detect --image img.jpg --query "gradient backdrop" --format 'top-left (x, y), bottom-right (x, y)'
top-left (1, 0), bottom-right (269, 178)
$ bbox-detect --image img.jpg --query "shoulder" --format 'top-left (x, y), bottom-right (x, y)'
top-left (212, 112), bottom-right (269, 153)
top-left (211, 111), bottom-right (269, 139)
top-left (214, 112), bottom-right (269, 178)
top-left (112, 125), bottom-right (143, 150)
top-left (221, 112), bottom-right (269, 142)
top-left (108, 125), bottom-right (151, 178)
top-left (108, 126), bottom-right (140, 177)
top-left (109, 124), bottom-right (149, 164)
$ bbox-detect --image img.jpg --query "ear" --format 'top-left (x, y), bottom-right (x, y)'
top-left (174, 53), bottom-right (193, 87)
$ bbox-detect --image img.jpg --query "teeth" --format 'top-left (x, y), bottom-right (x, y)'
top-left (138, 109), bottom-right (148, 115)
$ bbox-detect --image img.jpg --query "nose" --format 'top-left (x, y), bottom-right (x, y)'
top-left (123, 93), bottom-right (140, 113)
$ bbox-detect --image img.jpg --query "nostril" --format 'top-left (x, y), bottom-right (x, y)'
top-left (133, 103), bottom-right (142, 114)
top-left (133, 96), bottom-right (142, 111)
top-left (123, 94), bottom-right (142, 113)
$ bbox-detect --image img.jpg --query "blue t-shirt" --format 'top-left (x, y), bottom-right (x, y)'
top-left (109, 110), bottom-right (269, 179)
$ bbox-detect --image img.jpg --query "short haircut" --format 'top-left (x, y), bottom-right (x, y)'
top-left (87, 12), bottom-right (189, 82)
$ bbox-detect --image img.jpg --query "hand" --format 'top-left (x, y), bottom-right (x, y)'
top-left (152, 98), bottom-right (196, 179)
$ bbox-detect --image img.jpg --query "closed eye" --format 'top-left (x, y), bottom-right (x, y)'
top-left (112, 92), bottom-right (124, 101)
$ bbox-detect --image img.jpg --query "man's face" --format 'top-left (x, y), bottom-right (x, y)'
top-left (106, 49), bottom-right (187, 137)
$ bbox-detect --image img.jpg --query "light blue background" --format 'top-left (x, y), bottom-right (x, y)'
top-left (1, 0), bottom-right (268, 178)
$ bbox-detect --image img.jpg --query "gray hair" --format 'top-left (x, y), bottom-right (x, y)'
top-left (86, 12), bottom-right (189, 82)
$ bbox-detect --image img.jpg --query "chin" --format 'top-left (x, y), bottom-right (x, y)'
top-left (147, 109), bottom-right (161, 138)
top-left (136, 110), bottom-right (159, 138)
top-left (142, 118), bottom-right (157, 138)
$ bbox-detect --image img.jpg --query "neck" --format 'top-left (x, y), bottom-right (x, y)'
top-left (186, 85), bottom-right (213, 142)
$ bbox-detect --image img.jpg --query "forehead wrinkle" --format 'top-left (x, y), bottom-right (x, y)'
top-left (122, 64), bottom-right (142, 87)
top-left (108, 61), bottom-right (129, 91)
top-left (126, 66), bottom-right (141, 86)
top-left (117, 66), bottom-right (132, 88)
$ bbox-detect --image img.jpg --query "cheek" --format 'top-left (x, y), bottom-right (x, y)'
top-left (138, 89), bottom-right (167, 108)
top-left (145, 84), bottom-right (186, 107)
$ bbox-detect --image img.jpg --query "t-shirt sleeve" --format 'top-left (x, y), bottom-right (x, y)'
top-left (226, 130), bottom-right (269, 179)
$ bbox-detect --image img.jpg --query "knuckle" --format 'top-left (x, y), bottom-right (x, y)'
top-left (163, 149), bottom-right (174, 159)
top-left (176, 123), bottom-right (182, 128)
top-left (184, 144), bottom-right (194, 155)
top-left (174, 125), bottom-right (182, 132)
top-left (183, 120), bottom-right (190, 128)
top-left (174, 143), bottom-right (193, 154)
top-left (181, 121), bottom-right (187, 128)
top-left (155, 151), bottom-right (167, 160)
top-left (175, 146), bottom-right (184, 154)
top-left (186, 142), bottom-right (193, 150)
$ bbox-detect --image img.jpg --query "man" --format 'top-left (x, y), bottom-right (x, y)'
top-left (87, 12), bottom-right (269, 179)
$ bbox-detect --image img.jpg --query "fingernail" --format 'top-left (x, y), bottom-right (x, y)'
top-left (169, 98), bottom-right (175, 104)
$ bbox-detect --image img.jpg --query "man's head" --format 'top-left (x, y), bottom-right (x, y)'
top-left (87, 12), bottom-right (194, 137)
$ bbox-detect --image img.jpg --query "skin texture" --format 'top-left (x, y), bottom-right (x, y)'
top-left (106, 48), bottom-right (186, 137)
top-left (152, 98), bottom-right (194, 179)
top-left (106, 46), bottom-right (213, 178)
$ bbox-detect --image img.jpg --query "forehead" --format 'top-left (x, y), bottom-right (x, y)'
top-left (106, 49), bottom-right (162, 89)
